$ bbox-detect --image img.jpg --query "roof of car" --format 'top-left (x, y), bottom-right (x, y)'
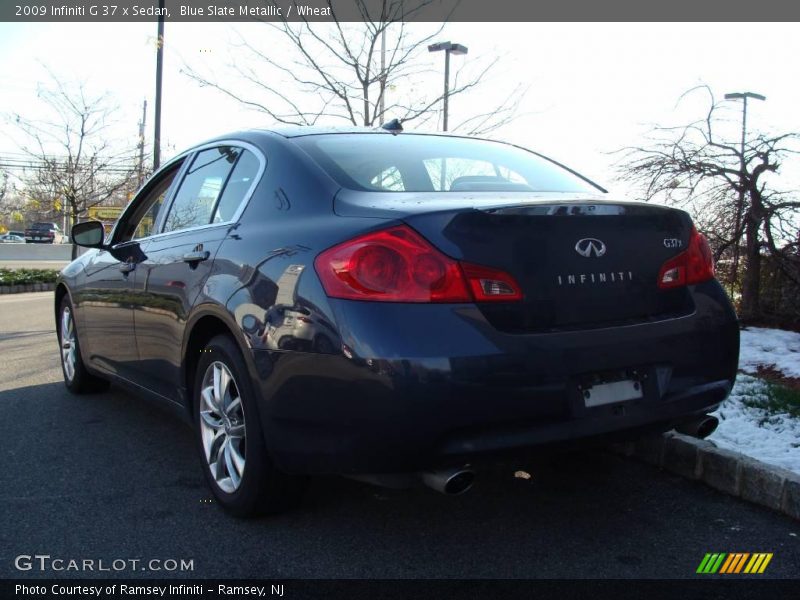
top-left (259, 125), bottom-right (464, 139)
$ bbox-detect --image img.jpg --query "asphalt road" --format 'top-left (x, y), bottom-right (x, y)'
top-left (0, 241), bottom-right (74, 269)
top-left (0, 292), bottom-right (798, 579)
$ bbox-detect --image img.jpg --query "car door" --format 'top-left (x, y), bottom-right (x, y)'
top-left (132, 144), bottom-right (264, 402)
top-left (77, 159), bottom-right (185, 379)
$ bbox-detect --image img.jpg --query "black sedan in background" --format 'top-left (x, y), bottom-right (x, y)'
top-left (57, 128), bottom-right (739, 516)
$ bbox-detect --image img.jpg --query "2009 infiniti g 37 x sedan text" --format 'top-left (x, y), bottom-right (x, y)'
top-left (56, 127), bottom-right (739, 516)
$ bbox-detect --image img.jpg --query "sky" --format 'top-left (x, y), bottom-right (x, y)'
top-left (1, 21), bottom-right (799, 197)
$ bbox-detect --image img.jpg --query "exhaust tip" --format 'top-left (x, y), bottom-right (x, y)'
top-left (695, 415), bottom-right (719, 439)
top-left (675, 415), bottom-right (719, 439)
top-left (421, 467), bottom-right (475, 495)
top-left (443, 470), bottom-right (475, 495)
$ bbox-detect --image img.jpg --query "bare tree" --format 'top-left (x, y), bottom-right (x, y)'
top-left (8, 73), bottom-right (138, 258)
top-left (0, 171), bottom-right (7, 205)
top-left (615, 86), bottom-right (800, 321)
top-left (0, 174), bottom-right (26, 229)
top-left (183, 0), bottom-right (525, 135)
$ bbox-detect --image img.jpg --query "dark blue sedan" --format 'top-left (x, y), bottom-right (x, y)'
top-left (56, 127), bottom-right (739, 515)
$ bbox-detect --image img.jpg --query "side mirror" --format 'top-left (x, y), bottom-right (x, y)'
top-left (71, 220), bottom-right (106, 248)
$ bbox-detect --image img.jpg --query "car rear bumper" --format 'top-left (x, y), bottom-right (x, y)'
top-left (250, 280), bottom-right (739, 475)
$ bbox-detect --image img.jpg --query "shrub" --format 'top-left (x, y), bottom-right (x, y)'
top-left (0, 268), bottom-right (59, 286)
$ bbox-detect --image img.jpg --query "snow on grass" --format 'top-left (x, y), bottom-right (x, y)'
top-left (707, 327), bottom-right (800, 475)
top-left (738, 326), bottom-right (800, 378)
top-left (709, 374), bottom-right (800, 474)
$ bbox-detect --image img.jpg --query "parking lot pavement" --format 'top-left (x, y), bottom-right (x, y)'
top-left (1, 293), bottom-right (798, 579)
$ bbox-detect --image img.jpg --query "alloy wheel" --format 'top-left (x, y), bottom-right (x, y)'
top-left (60, 306), bottom-right (77, 382)
top-left (199, 361), bottom-right (247, 494)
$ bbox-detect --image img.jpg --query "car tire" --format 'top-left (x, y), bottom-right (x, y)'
top-left (57, 296), bottom-right (110, 393)
top-left (193, 334), bottom-right (306, 517)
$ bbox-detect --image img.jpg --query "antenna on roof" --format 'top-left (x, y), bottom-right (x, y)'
top-left (381, 118), bottom-right (403, 135)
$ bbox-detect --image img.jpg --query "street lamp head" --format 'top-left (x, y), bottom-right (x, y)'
top-left (725, 91), bottom-right (766, 102)
top-left (428, 41), bottom-right (468, 55)
top-left (428, 41), bottom-right (452, 53)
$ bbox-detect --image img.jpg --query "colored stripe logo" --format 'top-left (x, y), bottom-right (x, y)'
top-left (697, 553), bottom-right (773, 574)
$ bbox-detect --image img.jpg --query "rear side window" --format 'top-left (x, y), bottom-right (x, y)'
top-left (163, 146), bottom-right (241, 233)
top-left (294, 134), bottom-right (599, 194)
top-left (212, 149), bottom-right (261, 223)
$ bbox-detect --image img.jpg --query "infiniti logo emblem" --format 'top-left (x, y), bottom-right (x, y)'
top-left (575, 238), bottom-right (607, 258)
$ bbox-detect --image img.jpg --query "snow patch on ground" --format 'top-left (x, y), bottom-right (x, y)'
top-left (706, 326), bottom-right (800, 475)
top-left (709, 373), bottom-right (800, 474)
top-left (738, 326), bottom-right (800, 378)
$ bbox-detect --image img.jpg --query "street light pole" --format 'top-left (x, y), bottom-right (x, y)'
top-left (443, 48), bottom-right (450, 131)
top-left (724, 91), bottom-right (765, 292)
top-left (428, 41), bottom-right (468, 132)
top-left (379, 26), bottom-right (386, 125)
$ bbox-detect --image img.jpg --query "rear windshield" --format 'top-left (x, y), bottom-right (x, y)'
top-left (294, 133), bottom-right (599, 193)
top-left (31, 223), bottom-right (57, 229)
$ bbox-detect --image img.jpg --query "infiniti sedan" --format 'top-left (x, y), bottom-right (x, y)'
top-left (57, 128), bottom-right (739, 516)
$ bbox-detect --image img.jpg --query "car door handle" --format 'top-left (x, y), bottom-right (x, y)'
top-left (183, 250), bottom-right (210, 264)
top-left (119, 261), bottom-right (136, 274)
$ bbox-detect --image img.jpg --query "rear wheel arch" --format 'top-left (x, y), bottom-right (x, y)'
top-left (182, 310), bottom-right (255, 422)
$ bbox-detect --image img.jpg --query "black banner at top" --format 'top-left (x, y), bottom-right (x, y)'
top-left (3, 0), bottom-right (800, 23)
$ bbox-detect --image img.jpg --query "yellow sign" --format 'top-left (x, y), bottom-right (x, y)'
top-left (88, 206), bottom-right (125, 220)
top-left (87, 206), bottom-right (127, 235)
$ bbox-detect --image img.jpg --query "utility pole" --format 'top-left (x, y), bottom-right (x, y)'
top-left (137, 99), bottom-right (147, 186)
top-left (724, 91), bottom-right (766, 293)
top-left (153, 0), bottom-right (165, 170)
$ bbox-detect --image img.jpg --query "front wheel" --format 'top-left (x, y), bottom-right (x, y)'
top-left (57, 296), bottom-right (109, 393)
top-left (193, 335), bottom-right (306, 517)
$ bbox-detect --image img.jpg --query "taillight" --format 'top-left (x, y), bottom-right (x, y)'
top-left (461, 262), bottom-right (523, 302)
top-left (314, 225), bottom-right (522, 303)
top-left (657, 227), bottom-right (715, 289)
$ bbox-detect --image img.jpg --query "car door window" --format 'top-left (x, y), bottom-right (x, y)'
top-left (211, 149), bottom-right (261, 223)
top-left (114, 160), bottom-right (184, 244)
top-left (132, 178), bottom-right (173, 240)
top-left (163, 146), bottom-right (241, 233)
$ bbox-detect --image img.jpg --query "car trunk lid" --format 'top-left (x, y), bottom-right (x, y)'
top-left (335, 192), bottom-right (696, 332)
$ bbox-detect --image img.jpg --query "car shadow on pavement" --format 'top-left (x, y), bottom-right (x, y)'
top-left (2, 380), bottom-right (798, 579)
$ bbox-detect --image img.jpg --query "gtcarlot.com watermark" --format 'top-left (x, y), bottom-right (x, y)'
top-left (14, 554), bottom-right (194, 573)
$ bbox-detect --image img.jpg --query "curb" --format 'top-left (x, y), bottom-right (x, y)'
top-left (0, 282), bottom-right (56, 294)
top-left (613, 432), bottom-right (800, 521)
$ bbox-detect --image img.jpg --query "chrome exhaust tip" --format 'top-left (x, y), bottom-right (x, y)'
top-left (421, 467), bottom-right (475, 495)
top-left (675, 415), bottom-right (719, 439)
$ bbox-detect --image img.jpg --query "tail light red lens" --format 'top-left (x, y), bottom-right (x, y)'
top-left (461, 262), bottom-right (523, 302)
top-left (657, 227), bottom-right (715, 289)
top-left (314, 225), bottom-right (522, 303)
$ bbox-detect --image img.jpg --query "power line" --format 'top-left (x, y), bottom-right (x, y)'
top-left (0, 155), bottom-right (138, 175)
top-left (0, 163), bottom-right (137, 174)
